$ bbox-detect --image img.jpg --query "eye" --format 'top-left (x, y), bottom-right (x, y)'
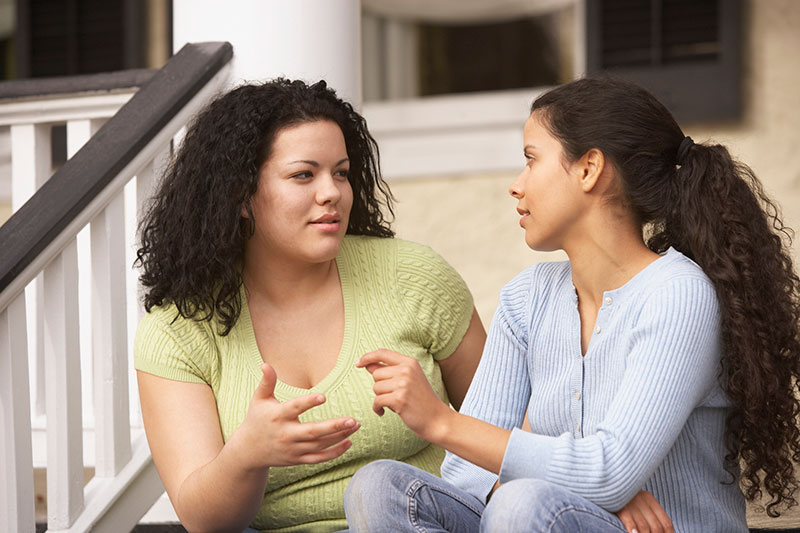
top-left (524, 153), bottom-right (535, 166)
top-left (291, 171), bottom-right (313, 180)
top-left (334, 168), bottom-right (350, 180)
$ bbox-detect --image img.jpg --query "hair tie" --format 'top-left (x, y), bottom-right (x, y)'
top-left (676, 136), bottom-right (694, 166)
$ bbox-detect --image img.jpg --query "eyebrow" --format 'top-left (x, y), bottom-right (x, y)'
top-left (523, 145), bottom-right (537, 152)
top-left (288, 158), bottom-right (350, 166)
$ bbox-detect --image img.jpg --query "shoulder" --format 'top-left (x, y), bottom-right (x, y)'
top-left (136, 303), bottom-right (216, 346)
top-left (499, 259), bottom-right (571, 308)
top-left (628, 249), bottom-right (720, 332)
top-left (134, 302), bottom-right (218, 382)
top-left (640, 249), bottom-right (718, 310)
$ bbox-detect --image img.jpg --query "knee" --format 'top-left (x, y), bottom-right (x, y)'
top-left (481, 479), bottom-right (562, 533)
top-left (343, 460), bottom-right (413, 527)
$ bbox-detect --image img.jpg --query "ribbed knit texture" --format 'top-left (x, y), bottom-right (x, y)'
top-left (134, 236), bottom-right (474, 532)
top-left (441, 248), bottom-right (747, 532)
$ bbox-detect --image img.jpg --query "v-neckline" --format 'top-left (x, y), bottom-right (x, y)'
top-left (240, 250), bottom-right (356, 399)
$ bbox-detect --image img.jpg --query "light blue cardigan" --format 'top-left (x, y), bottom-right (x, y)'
top-left (441, 248), bottom-right (747, 532)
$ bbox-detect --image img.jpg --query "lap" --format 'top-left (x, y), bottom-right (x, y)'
top-left (482, 478), bottom-right (627, 533)
top-left (345, 461), bottom-right (626, 533)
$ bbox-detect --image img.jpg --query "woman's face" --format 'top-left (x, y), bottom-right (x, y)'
top-left (509, 113), bottom-right (584, 251)
top-left (247, 120), bottom-right (353, 266)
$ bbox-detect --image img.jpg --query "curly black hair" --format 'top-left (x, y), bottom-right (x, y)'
top-left (136, 79), bottom-right (395, 335)
top-left (531, 77), bottom-right (800, 516)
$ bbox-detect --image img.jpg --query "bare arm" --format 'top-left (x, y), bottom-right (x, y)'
top-left (437, 308), bottom-right (486, 410)
top-left (138, 364), bottom-right (359, 533)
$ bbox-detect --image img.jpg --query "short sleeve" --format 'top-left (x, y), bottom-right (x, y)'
top-left (395, 240), bottom-right (474, 361)
top-left (134, 305), bottom-right (214, 384)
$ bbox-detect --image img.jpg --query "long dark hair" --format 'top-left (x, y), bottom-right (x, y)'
top-left (531, 76), bottom-right (800, 516)
top-left (136, 79), bottom-right (394, 335)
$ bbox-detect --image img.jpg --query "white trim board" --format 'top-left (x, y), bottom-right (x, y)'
top-left (362, 88), bottom-right (548, 180)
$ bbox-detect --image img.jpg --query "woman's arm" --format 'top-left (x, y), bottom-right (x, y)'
top-left (359, 276), bottom-right (721, 511)
top-left (138, 363), bottom-right (359, 533)
top-left (437, 308), bottom-right (486, 410)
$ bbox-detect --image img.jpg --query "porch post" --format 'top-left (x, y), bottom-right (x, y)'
top-left (172, 0), bottom-right (362, 107)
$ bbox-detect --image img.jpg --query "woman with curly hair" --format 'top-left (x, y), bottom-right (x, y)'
top-left (133, 78), bottom-right (486, 532)
top-left (344, 76), bottom-right (800, 532)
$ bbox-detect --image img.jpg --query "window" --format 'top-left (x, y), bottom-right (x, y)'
top-left (586, 0), bottom-right (741, 122)
top-left (361, 2), bottom-right (582, 178)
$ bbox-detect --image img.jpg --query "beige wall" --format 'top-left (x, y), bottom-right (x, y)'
top-left (390, 0), bottom-right (800, 326)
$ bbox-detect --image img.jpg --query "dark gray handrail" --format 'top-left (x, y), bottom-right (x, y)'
top-left (0, 41), bottom-right (233, 293)
top-left (0, 69), bottom-right (156, 101)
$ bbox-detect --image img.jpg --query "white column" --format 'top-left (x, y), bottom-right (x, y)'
top-left (172, 0), bottom-right (362, 107)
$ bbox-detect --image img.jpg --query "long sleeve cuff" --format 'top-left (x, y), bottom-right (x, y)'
top-left (441, 453), bottom-right (499, 504)
top-left (499, 428), bottom-right (557, 483)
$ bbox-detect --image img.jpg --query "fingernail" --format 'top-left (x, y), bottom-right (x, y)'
top-left (631, 529), bottom-right (638, 533)
top-left (345, 419), bottom-right (355, 427)
top-left (316, 395), bottom-right (325, 403)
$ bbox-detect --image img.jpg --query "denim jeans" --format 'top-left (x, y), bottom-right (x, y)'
top-left (343, 460), bottom-right (628, 532)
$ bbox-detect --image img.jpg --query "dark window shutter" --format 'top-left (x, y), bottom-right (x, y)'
top-left (587, 0), bottom-right (741, 122)
top-left (16, 0), bottom-right (143, 78)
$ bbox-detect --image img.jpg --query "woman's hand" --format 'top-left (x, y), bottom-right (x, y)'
top-left (356, 349), bottom-right (451, 441)
top-left (616, 491), bottom-right (674, 533)
top-left (233, 363), bottom-right (361, 469)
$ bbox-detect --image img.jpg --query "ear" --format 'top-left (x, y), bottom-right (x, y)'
top-left (241, 199), bottom-right (251, 219)
top-left (575, 148), bottom-right (605, 193)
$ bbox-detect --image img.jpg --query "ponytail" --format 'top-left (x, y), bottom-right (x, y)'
top-left (532, 76), bottom-right (800, 516)
top-left (650, 141), bottom-right (800, 516)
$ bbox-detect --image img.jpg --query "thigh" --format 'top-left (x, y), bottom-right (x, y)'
top-left (481, 479), bottom-right (627, 533)
top-left (344, 459), bottom-right (485, 533)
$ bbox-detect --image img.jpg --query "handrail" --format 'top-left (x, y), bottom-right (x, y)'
top-left (0, 41), bottom-right (233, 307)
top-left (0, 69), bottom-right (156, 101)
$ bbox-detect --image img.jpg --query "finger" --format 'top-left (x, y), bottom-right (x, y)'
top-left (297, 438), bottom-right (353, 464)
top-left (368, 364), bottom-right (405, 382)
top-left (635, 491), bottom-right (672, 532)
top-left (361, 362), bottom-right (386, 375)
top-left (616, 509), bottom-right (636, 533)
top-left (373, 391), bottom-right (402, 417)
top-left (372, 396), bottom-right (385, 416)
top-left (281, 393), bottom-right (326, 419)
top-left (371, 375), bottom-right (403, 396)
top-left (252, 363), bottom-right (278, 401)
top-left (634, 498), bottom-right (662, 533)
top-left (296, 417), bottom-right (359, 441)
top-left (297, 423), bottom-right (361, 452)
top-left (650, 501), bottom-right (673, 532)
top-left (356, 349), bottom-right (408, 368)
top-left (626, 507), bottom-right (648, 533)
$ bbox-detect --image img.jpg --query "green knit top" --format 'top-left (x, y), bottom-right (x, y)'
top-left (134, 236), bottom-right (474, 532)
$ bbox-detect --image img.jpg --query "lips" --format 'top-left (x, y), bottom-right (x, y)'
top-left (311, 213), bottom-right (340, 224)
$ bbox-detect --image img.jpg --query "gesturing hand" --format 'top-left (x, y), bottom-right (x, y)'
top-left (616, 491), bottom-right (674, 533)
top-left (236, 363), bottom-right (360, 469)
top-left (356, 349), bottom-right (450, 442)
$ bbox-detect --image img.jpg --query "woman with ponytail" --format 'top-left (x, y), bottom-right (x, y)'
top-left (343, 77), bottom-right (800, 532)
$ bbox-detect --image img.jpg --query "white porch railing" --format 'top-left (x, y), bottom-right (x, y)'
top-left (0, 42), bottom-right (233, 533)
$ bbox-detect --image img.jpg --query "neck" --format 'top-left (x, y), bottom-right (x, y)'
top-left (242, 254), bottom-right (339, 309)
top-left (563, 217), bottom-right (659, 309)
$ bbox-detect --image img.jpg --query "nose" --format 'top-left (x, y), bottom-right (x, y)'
top-left (509, 169), bottom-right (526, 199)
top-left (316, 172), bottom-right (343, 205)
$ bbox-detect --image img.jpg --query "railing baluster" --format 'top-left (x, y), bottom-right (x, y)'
top-left (91, 190), bottom-right (131, 477)
top-left (43, 239), bottom-right (84, 529)
top-left (67, 118), bottom-right (105, 433)
top-left (10, 123), bottom-right (52, 422)
top-left (0, 293), bottom-right (35, 533)
top-left (126, 148), bottom-right (171, 427)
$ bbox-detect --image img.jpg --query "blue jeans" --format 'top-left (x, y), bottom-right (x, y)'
top-left (343, 460), bottom-right (628, 532)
